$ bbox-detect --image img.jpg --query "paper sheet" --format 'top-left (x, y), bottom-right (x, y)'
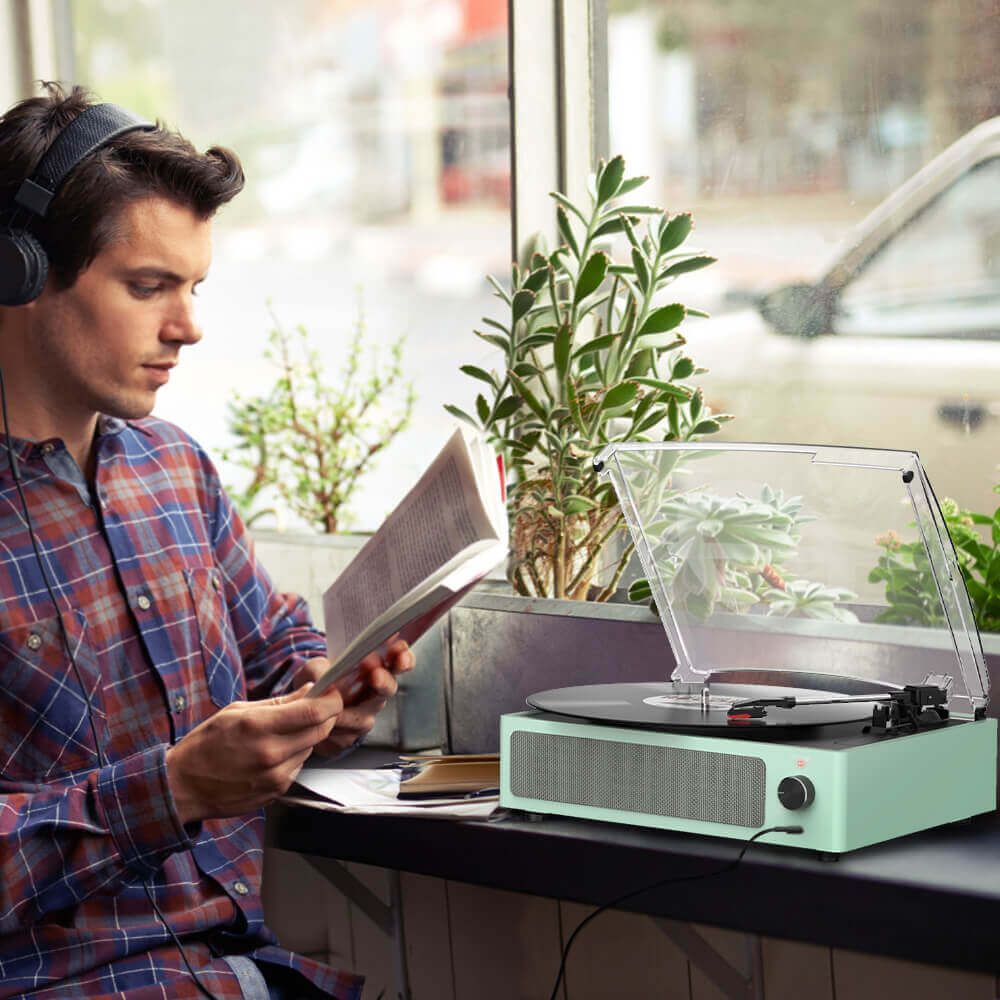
top-left (289, 768), bottom-right (498, 819)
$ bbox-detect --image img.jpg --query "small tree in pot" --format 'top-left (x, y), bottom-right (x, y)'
top-left (447, 155), bottom-right (731, 600)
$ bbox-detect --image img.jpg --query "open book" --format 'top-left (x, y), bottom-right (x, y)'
top-left (309, 429), bottom-right (508, 697)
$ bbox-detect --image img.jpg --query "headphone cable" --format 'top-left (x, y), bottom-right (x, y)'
top-left (547, 824), bottom-right (804, 1000)
top-left (0, 365), bottom-right (106, 767)
top-left (0, 365), bottom-right (219, 1000)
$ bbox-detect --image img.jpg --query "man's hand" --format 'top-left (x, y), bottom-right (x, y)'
top-left (292, 639), bottom-right (416, 757)
top-left (165, 683), bottom-right (344, 825)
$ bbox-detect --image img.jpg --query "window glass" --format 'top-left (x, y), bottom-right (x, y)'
top-left (606, 0), bottom-right (1000, 513)
top-left (68, 0), bottom-right (509, 530)
top-left (839, 158), bottom-right (1000, 336)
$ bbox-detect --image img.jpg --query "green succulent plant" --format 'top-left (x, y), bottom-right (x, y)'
top-left (628, 484), bottom-right (856, 623)
top-left (762, 579), bottom-right (858, 623)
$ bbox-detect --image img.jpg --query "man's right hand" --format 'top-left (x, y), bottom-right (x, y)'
top-left (165, 684), bottom-right (343, 825)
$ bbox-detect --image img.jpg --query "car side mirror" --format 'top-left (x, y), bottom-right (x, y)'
top-left (758, 282), bottom-right (834, 338)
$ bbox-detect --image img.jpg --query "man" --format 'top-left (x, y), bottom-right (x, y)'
top-left (0, 83), bottom-right (413, 999)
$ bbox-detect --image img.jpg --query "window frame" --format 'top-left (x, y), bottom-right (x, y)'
top-left (508, 0), bottom-right (604, 262)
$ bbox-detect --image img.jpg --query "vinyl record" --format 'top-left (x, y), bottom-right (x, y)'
top-left (526, 681), bottom-right (879, 733)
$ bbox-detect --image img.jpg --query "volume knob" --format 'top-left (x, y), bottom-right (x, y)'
top-left (778, 775), bottom-right (815, 810)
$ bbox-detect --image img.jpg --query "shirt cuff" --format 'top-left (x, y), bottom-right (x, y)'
top-left (95, 744), bottom-right (198, 878)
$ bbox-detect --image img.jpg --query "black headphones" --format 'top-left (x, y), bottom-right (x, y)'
top-left (0, 102), bottom-right (155, 307)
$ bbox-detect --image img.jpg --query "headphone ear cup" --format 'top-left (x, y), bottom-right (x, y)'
top-left (0, 228), bottom-right (49, 306)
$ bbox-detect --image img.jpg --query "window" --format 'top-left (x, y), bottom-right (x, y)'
top-left (68, 0), bottom-right (510, 530)
top-left (604, 0), bottom-right (1000, 512)
top-left (839, 157), bottom-right (1000, 338)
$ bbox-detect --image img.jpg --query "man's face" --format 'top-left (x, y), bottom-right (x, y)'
top-left (28, 196), bottom-right (211, 427)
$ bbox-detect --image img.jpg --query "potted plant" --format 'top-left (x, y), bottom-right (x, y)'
top-left (871, 489), bottom-right (1000, 634)
top-left (446, 154), bottom-right (730, 601)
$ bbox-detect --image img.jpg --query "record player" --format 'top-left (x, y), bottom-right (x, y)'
top-left (499, 443), bottom-right (997, 853)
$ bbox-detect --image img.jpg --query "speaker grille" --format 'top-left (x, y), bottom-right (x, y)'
top-left (510, 730), bottom-right (765, 828)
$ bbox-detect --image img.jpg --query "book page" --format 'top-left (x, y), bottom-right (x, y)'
top-left (324, 429), bottom-right (499, 661)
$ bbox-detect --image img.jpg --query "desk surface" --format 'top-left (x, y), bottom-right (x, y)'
top-left (269, 753), bottom-right (1000, 976)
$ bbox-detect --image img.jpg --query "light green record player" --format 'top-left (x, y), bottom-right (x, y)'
top-left (499, 443), bottom-right (997, 853)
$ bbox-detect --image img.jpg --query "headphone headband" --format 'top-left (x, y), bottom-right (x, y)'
top-left (13, 103), bottom-right (156, 218)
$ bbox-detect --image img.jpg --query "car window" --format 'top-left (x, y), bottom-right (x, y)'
top-left (836, 156), bottom-right (1000, 339)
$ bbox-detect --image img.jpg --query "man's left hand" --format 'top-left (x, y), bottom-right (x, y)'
top-left (292, 638), bottom-right (415, 756)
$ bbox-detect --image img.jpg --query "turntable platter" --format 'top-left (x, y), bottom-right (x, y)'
top-left (526, 682), bottom-right (879, 733)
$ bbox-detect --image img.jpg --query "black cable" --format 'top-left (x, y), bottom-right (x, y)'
top-left (547, 824), bottom-right (804, 1000)
top-left (0, 365), bottom-right (219, 1000)
top-left (0, 364), bottom-right (106, 768)
top-left (143, 880), bottom-right (218, 1000)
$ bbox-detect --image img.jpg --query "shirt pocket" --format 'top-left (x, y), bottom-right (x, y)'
top-left (0, 611), bottom-right (107, 782)
top-left (184, 567), bottom-right (245, 709)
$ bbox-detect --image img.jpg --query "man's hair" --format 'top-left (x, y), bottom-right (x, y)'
top-left (0, 82), bottom-right (245, 289)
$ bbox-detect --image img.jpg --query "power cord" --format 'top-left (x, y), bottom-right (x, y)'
top-left (547, 824), bottom-right (805, 1000)
top-left (0, 365), bottom-right (218, 1000)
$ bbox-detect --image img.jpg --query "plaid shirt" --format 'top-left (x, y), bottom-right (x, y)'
top-left (0, 416), bottom-right (362, 1000)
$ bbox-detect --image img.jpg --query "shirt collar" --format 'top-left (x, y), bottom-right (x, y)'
top-left (0, 416), bottom-right (150, 477)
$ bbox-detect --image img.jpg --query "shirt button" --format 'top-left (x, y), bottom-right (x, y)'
top-left (172, 693), bottom-right (187, 712)
top-left (233, 881), bottom-right (250, 896)
top-left (212, 576), bottom-right (222, 592)
top-left (136, 594), bottom-right (152, 611)
top-left (26, 632), bottom-right (42, 651)
top-left (40, 442), bottom-right (55, 456)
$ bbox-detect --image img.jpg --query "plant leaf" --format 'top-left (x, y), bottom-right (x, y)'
top-left (689, 388), bottom-right (703, 421)
top-left (616, 175), bottom-right (649, 197)
top-left (460, 365), bottom-right (497, 388)
top-left (625, 347), bottom-right (655, 377)
top-left (550, 190), bottom-right (587, 224)
top-left (631, 248), bottom-right (650, 293)
top-left (597, 154), bottom-right (626, 203)
top-left (659, 213), bottom-right (693, 254)
top-left (493, 395), bottom-right (522, 420)
top-left (554, 324), bottom-right (572, 384)
top-left (574, 251), bottom-right (609, 304)
top-left (474, 330), bottom-right (510, 351)
top-left (476, 394), bottom-right (490, 424)
top-left (632, 377), bottom-right (691, 400)
top-left (563, 495), bottom-right (598, 514)
top-left (523, 265), bottom-right (551, 294)
top-left (637, 303), bottom-right (685, 336)
top-left (667, 397), bottom-right (680, 437)
top-left (672, 356), bottom-right (695, 379)
top-left (486, 273), bottom-right (511, 304)
top-left (508, 370), bottom-right (548, 420)
top-left (573, 333), bottom-right (617, 358)
top-left (444, 403), bottom-right (479, 428)
top-left (557, 205), bottom-right (580, 258)
top-left (600, 381), bottom-right (638, 413)
top-left (519, 332), bottom-right (558, 350)
top-left (512, 288), bottom-right (536, 326)
top-left (593, 215), bottom-right (633, 239)
top-left (661, 255), bottom-right (716, 280)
